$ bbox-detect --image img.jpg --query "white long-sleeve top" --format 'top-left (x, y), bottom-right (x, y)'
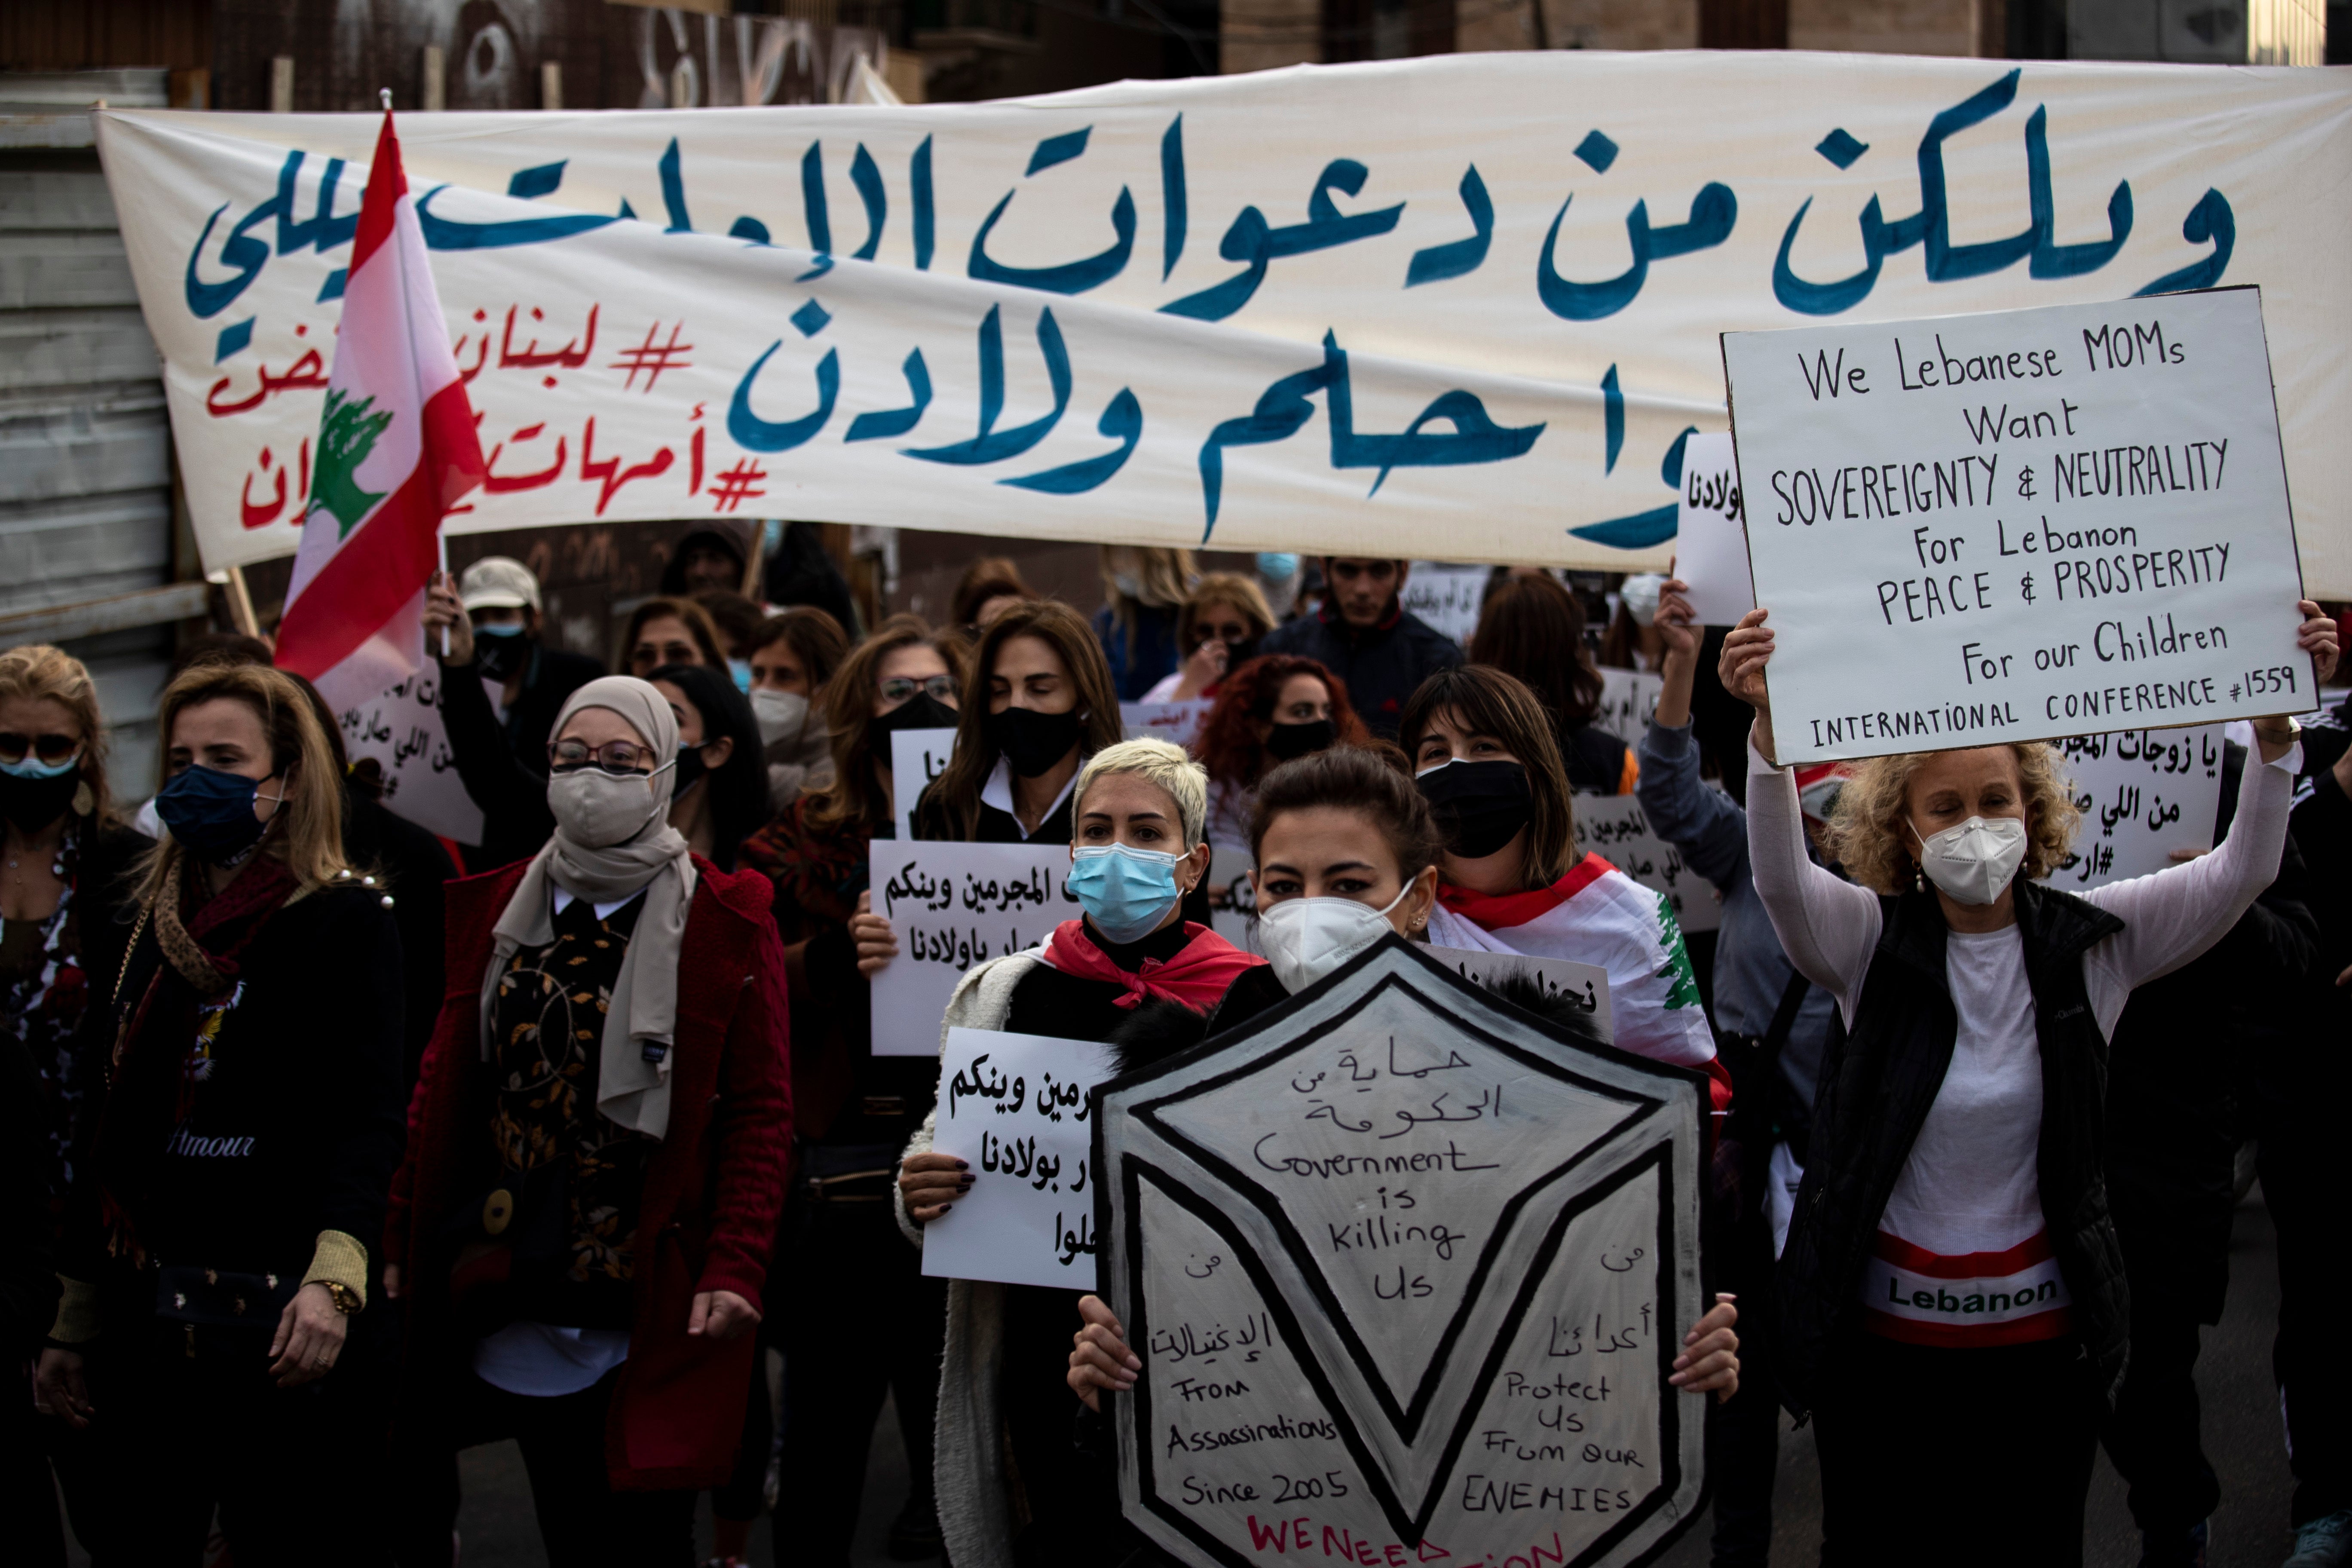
top-left (1746, 733), bottom-right (2294, 1341)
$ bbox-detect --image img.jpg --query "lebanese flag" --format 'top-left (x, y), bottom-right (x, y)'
top-left (274, 108), bottom-right (483, 710)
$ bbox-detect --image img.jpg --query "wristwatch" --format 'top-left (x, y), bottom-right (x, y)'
top-left (322, 1281), bottom-right (362, 1316)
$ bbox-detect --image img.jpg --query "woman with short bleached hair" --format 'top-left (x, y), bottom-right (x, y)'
top-left (1723, 597), bottom-right (2340, 1560)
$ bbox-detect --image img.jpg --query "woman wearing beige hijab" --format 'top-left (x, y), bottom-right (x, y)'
top-left (384, 677), bottom-right (793, 1567)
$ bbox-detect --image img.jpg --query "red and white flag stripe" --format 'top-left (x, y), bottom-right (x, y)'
top-left (274, 107), bottom-right (483, 711)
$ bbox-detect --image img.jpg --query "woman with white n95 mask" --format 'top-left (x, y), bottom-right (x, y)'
top-left (1721, 597), bottom-right (2340, 1562)
top-left (891, 738), bottom-right (1263, 1568)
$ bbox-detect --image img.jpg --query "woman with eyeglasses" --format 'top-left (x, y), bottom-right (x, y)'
top-left (735, 616), bottom-right (965, 1563)
top-left (1, 646), bottom-right (147, 1559)
top-left (383, 676), bottom-right (791, 1567)
top-left (1140, 572), bottom-right (1275, 703)
top-left (33, 659), bottom-right (405, 1564)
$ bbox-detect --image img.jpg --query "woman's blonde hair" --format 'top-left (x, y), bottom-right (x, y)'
top-left (1175, 573), bottom-right (1275, 652)
top-left (139, 661), bottom-right (348, 902)
top-left (0, 643), bottom-right (111, 827)
top-left (1825, 742), bottom-right (2081, 895)
top-left (1099, 545), bottom-right (1195, 612)
top-left (1076, 738), bottom-right (1209, 848)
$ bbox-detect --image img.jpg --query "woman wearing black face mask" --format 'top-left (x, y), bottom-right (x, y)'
top-left (645, 664), bottom-right (767, 872)
top-left (736, 616), bottom-right (965, 1562)
top-left (34, 659), bottom-right (406, 1565)
top-left (0, 645), bottom-right (147, 1559)
top-left (1401, 667), bottom-right (1727, 1094)
top-left (1192, 654), bottom-right (1371, 853)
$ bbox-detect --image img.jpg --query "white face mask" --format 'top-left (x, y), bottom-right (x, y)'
top-left (548, 762), bottom-right (674, 850)
top-left (749, 688), bottom-right (809, 749)
top-left (1911, 813), bottom-right (2028, 906)
top-left (1257, 882), bottom-right (1413, 994)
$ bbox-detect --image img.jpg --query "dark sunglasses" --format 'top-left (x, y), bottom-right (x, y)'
top-left (547, 738), bottom-right (656, 775)
top-left (0, 732), bottom-right (81, 767)
top-left (879, 675), bottom-right (958, 704)
top-left (1196, 620), bottom-right (1253, 643)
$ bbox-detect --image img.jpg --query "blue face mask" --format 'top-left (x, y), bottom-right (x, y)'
top-left (155, 764), bottom-right (279, 864)
top-left (1258, 552), bottom-right (1300, 582)
top-left (1067, 842), bottom-right (1184, 946)
top-left (728, 658), bottom-right (753, 693)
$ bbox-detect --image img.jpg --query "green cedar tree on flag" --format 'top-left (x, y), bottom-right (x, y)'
top-left (273, 107), bottom-right (484, 708)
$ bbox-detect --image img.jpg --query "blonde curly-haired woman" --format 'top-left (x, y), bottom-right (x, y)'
top-left (1721, 596), bottom-right (2337, 1566)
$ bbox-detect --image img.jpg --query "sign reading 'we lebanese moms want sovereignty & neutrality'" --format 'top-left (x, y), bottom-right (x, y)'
top-left (1723, 288), bottom-right (2312, 765)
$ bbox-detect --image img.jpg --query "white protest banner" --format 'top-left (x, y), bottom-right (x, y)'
top-left (923, 1027), bottom-right (1118, 1291)
top-left (96, 58), bottom-right (2352, 590)
top-left (889, 727), bottom-right (957, 837)
top-left (2045, 725), bottom-right (2226, 890)
top-left (1723, 288), bottom-right (2314, 764)
top-left (867, 840), bottom-right (1077, 1057)
top-left (1424, 943), bottom-right (1612, 1042)
top-left (1097, 936), bottom-right (1708, 1566)
top-left (1403, 563), bottom-right (1491, 648)
top-left (336, 669), bottom-right (485, 844)
top-left (1590, 668), bottom-right (1665, 747)
top-left (1574, 793), bottom-right (1722, 934)
top-left (1672, 432), bottom-right (1753, 627)
top-left (1121, 700), bottom-right (1215, 749)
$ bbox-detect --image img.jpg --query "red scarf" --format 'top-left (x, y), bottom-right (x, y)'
top-left (1038, 919), bottom-right (1264, 1013)
top-left (1436, 853), bottom-right (1614, 931)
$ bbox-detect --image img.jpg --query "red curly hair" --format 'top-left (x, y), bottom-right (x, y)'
top-left (1194, 654), bottom-right (1372, 789)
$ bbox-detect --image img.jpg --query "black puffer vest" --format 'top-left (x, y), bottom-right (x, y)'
top-left (1775, 880), bottom-right (2129, 1419)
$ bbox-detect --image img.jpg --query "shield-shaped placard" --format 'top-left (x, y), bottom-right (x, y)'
top-left (1095, 934), bottom-right (1708, 1567)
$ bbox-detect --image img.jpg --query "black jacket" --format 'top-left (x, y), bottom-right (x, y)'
top-left (2104, 745), bottom-right (2316, 1321)
top-left (343, 785), bottom-right (459, 1084)
top-left (437, 642), bottom-right (605, 873)
top-left (0, 1037), bottom-right (59, 1356)
top-left (761, 521), bottom-right (860, 636)
top-left (1775, 881), bottom-right (2129, 1418)
top-left (1258, 598), bottom-right (1463, 739)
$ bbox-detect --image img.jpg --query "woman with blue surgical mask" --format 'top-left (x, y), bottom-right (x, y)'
top-left (1721, 597), bottom-right (2340, 1558)
top-left (892, 738), bottom-right (1263, 1568)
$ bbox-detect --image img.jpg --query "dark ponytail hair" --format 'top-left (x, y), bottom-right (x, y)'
top-left (646, 662), bottom-right (767, 872)
top-left (1248, 745), bottom-right (1444, 889)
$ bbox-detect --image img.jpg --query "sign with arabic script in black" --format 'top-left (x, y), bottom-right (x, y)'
top-left (1096, 935), bottom-right (1708, 1567)
top-left (867, 841), bottom-right (1079, 1057)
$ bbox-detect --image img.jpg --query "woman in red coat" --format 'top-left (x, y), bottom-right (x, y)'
top-left (383, 676), bottom-right (792, 1567)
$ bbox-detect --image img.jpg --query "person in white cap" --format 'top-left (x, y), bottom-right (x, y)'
top-left (423, 556), bottom-right (607, 872)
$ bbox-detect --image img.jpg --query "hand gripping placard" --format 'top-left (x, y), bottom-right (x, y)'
top-left (1096, 935), bottom-right (1709, 1567)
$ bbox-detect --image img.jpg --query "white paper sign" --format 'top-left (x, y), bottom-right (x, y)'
top-left (2043, 725), bottom-right (2226, 890)
top-left (1422, 943), bottom-right (1612, 1042)
top-left (1121, 700), bottom-right (1215, 750)
top-left (1098, 938), bottom-right (1709, 1567)
top-left (1672, 432), bottom-right (1754, 628)
top-left (1205, 845), bottom-right (1259, 953)
top-left (866, 840), bottom-right (1078, 1057)
top-left (1724, 289), bottom-right (2312, 764)
top-left (336, 669), bottom-right (485, 845)
top-left (922, 1027), bottom-right (1118, 1291)
top-left (1591, 668), bottom-right (1664, 746)
top-left (1403, 563), bottom-right (1491, 648)
top-left (1574, 793), bottom-right (1722, 934)
top-left (889, 728), bottom-right (957, 838)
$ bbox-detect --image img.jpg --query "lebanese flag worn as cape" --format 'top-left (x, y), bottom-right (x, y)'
top-left (274, 110), bottom-right (484, 710)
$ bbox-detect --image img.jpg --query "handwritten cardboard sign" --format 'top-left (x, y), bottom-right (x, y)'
top-left (1572, 794), bottom-right (1722, 935)
top-left (1672, 432), bottom-right (1754, 628)
top-left (1422, 945), bottom-right (1613, 1043)
top-left (2043, 724), bottom-right (2226, 890)
top-left (1097, 935), bottom-right (1708, 1566)
top-left (1724, 288), bottom-right (2312, 764)
top-left (1206, 845), bottom-right (1260, 953)
top-left (923, 1027), bottom-right (1119, 1291)
top-left (890, 728), bottom-right (957, 838)
top-left (867, 840), bottom-right (1078, 1057)
top-left (336, 670), bottom-right (485, 845)
top-left (1122, 700), bottom-right (1216, 750)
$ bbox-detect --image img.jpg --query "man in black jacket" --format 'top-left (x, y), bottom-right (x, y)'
top-left (423, 556), bottom-right (605, 873)
top-left (1257, 557), bottom-right (1461, 738)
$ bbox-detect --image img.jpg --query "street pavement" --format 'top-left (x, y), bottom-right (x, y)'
top-left (61, 1184), bottom-right (2299, 1566)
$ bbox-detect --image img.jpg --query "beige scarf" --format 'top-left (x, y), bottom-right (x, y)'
top-left (479, 676), bottom-right (697, 1140)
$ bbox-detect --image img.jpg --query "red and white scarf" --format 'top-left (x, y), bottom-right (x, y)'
top-left (1860, 1229), bottom-right (2074, 1348)
top-left (1038, 919), bottom-right (1265, 1013)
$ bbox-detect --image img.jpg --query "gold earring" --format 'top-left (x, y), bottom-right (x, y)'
top-left (71, 780), bottom-right (95, 818)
